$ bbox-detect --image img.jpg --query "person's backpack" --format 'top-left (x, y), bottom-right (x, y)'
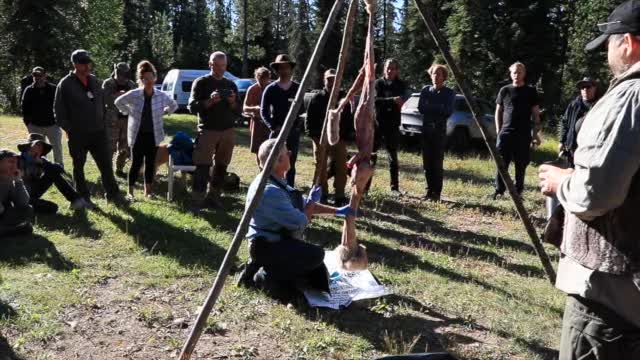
top-left (167, 132), bottom-right (194, 166)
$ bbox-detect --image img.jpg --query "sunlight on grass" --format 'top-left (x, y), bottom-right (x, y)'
top-left (0, 114), bottom-right (563, 359)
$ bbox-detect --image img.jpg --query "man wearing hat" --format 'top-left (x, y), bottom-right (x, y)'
top-left (260, 54), bottom-right (303, 187)
top-left (558, 77), bottom-right (599, 167)
top-left (0, 149), bottom-right (33, 237)
top-left (539, 1), bottom-right (640, 358)
top-left (21, 66), bottom-right (63, 167)
top-left (103, 62), bottom-right (136, 178)
top-left (305, 68), bottom-right (353, 206)
top-left (17, 133), bottom-right (89, 214)
top-left (54, 49), bottom-right (121, 204)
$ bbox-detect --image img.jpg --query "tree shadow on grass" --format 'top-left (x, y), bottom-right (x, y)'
top-left (101, 205), bottom-right (228, 270)
top-left (35, 210), bottom-right (102, 240)
top-left (301, 294), bottom-right (558, 359)
top-left (356, 216), bottom-right (546, 279)
top-left (364, 197), bottom-right (541, 257)
top-left (0, 234), bottom-right (75, 271)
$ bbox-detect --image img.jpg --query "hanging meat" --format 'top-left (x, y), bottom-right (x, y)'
top-left (329, 0), bottom-right (376, 271)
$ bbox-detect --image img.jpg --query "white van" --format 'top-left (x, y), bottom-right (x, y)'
top-left (161, 69), bottom-right (238, 111)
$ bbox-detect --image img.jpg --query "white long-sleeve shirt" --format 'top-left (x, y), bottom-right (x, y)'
top-left (114, 89), bottom-right (178, 146)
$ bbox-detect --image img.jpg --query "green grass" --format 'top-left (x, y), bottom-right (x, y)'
top-left (0, 113), bottom-right (563, 359)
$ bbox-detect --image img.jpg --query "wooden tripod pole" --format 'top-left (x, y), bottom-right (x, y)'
top-left (312, 0), bottom-right (358, 186)
top-left (178, 0), bottom-right (347, 358)
top-left (412, 0), bottom-right (556, 284)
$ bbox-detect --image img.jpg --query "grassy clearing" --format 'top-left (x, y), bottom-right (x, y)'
top-left (0, 113), bottom-right (563, 359)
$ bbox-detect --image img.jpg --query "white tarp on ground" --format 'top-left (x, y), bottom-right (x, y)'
top-left (303, 251), bottom-right (392, 309)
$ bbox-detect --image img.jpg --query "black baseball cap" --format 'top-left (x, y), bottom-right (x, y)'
top-left (576, 77), bottom-right (596, 88)
top-left (71, 49), bottom-right (92, 64)
top-left (32, 66), bottom-right (45, 76)
top-left (586, 0), bottom-right (640, 51)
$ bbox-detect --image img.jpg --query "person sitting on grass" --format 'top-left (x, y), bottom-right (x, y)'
top-left (0, 149), bottom-right (33, 236)
top-left (17, 133), bottom-right (90, 214)
top-left (237, 138), bottom-right (355, 301)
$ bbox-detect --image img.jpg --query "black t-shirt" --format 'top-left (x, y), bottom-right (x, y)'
top-left (375, 78), bottom-right (407, 127)
top-left (139, 93), bottom-right (154, 133)
top-left (496, 84), bottom-right (539, 136)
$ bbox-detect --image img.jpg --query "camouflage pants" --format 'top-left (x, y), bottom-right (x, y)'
top-left (109, 113), bottom-right (130, 171)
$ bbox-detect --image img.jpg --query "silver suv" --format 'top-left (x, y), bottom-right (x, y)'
top-left (399, 93), bottom-right (497, 152)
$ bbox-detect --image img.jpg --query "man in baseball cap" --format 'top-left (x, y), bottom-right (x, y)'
top-left (54, 49), bottom-right (122, 205)
top-left (539, 1), bottom-right (640, 358)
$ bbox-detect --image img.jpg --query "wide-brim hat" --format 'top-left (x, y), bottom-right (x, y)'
top-left (17, 133), bottom-right (52, 156)
top-left (270, 54), bottom-right (296, 71)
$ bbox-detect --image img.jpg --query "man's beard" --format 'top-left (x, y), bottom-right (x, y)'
top-left (610, 60), bottom-right (631, 77)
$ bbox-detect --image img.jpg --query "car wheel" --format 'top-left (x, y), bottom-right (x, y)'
top-left (448, 127), bottom-right (470, 155)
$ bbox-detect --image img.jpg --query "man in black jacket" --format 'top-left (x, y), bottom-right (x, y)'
top-left (54, 50), bottom-right (121, 204)
top-left (305, 69), bottom-right (353, 206)
top-left (559, 77), bottom-right (599, 166)
top-left (22, 67), bottom-right (63, 167)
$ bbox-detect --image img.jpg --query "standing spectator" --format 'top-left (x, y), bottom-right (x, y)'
top-left (374, 59), bottom-right (408, 194)
top-left (188, 51), bottom-right (240, 212)
top-left (305, 69), bottom-right (351, 206)
top-left (0, 149), bottom-right (33, 237)
top-left (493, 62), bottom-right (541, 199)
top-left (54, 49), bottom-right (121, 204)
top-left (261, 54), bottom-right (303, 187)
top-left (417, 64), bottom-right (456, 201)
top-left (243, 67), bottom-right (271, 165)
top-left (103, 62), bottom-right (136, 178)
top-left (559, 77), bottom-right (599, 167)
top-left (17, 133), bottom-right (88, 213)
top-left (21, 66), bottom-right (64, 167)
top-left (115, 61), bottom-right (178, 200)
top-left (539, 2), bottom-right (640, 358)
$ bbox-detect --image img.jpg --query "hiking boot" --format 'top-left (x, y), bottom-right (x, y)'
top-left (236, 262), bottom-right (261, 288)
top-left (82, 197), bottom-right (97, 210)
top-left (70, 198), bottom-right (87, 210)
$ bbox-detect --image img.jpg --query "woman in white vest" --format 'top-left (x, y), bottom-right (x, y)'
top-left (115, 60), bottom-right (177, 199)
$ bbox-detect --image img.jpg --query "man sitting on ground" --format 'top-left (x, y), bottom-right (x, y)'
top-left (0, 149), bottom-right (33, 236)
top-left (238, 139), bottom-right (354, 300)
top-left (18, 133), bottom-right (90, 214)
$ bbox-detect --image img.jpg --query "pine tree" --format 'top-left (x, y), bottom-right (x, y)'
top-left (288, 0), bottom-right (312, 79)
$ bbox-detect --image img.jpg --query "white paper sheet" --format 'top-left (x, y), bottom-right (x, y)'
top-left (303, 251), bottom-right (392, 309)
